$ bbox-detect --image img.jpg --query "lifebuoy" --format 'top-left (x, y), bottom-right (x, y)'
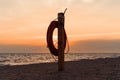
top-left (47, 21), bottom-right (67, 56)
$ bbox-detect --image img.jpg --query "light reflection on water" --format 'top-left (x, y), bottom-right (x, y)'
top-left (0, 53), bottom-right (120, 66)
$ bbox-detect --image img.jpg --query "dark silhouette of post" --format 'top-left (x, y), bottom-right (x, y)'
top-left (58, 12), bottom-right (65, 71)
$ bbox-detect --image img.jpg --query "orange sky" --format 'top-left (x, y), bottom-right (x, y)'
top-left (0, 0), bottom-right (120, 46)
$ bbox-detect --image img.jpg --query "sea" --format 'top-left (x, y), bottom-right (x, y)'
top-left (0, 53), bottom-right (120, 66)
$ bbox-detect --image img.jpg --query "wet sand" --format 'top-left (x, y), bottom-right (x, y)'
top-left (0, 57), bottom-right (120, 80)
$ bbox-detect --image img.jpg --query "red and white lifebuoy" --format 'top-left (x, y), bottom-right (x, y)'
top-left (47, 21), bottom-right (67, 56)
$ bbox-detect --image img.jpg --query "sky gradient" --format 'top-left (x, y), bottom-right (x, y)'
top-left (0, 0), bottom-right (120, 53)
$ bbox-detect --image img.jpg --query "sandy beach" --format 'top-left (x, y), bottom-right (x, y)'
top-left (0, 56), bottom-right (120, 80)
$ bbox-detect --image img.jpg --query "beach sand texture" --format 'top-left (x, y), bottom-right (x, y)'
top-left (0, 57), bottom-right (120, 80)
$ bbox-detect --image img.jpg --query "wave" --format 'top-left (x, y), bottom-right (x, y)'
top-left (0, 53), bottom-right (120, 66)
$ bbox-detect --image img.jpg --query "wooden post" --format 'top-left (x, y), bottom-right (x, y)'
top-left (58, 12), bottom-right (65, 71)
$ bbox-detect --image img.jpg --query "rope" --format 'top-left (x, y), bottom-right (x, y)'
top-left (50, 53), bottom-right (57, 62)
top-left (65, 38), bottom-right (70, 54)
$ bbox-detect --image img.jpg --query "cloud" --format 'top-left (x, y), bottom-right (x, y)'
top-left (68, 32), bottom-right (120, 41)
top-left (71, 39), bottom-right (120, 53)
top-left (69, 32), bottom-right (120, 38)
top-left (82, 0), bottom-right (94, 3)
top-left (0, 44), bottom-right (49, 53)
top-left (16, 36), bottom-right (46, 39)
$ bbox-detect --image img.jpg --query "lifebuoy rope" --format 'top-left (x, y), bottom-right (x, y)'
top-left (47, 21), bottom-right (67, 56)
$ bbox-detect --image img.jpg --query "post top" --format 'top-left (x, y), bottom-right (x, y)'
top-left (58, 8), bottom-right (67, 15)
top-left (58, 13), bottom-right (64, 15)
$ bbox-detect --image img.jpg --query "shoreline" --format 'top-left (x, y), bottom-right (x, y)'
top-left (0, 53), bottom-right (120, 66)
top-left (0, 56), bottom-right (120, 80)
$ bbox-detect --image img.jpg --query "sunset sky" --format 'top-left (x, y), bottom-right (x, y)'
top-left (0, 0), bottom-right (120, 52)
